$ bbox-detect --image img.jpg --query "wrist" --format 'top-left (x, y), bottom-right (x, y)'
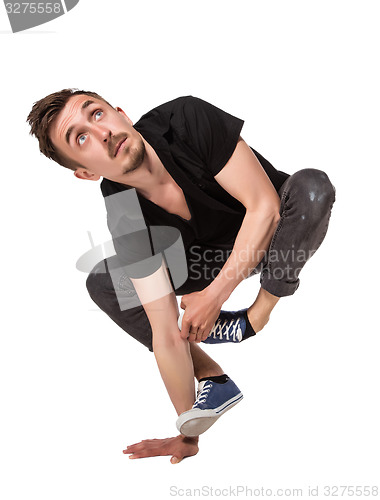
top-left (180, 434), bottom-right (199, 444)
top-left (205, 277), bottom-right (235, 305)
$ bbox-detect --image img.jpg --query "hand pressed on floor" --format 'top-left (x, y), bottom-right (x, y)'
top-left (123, 434), bottom-right (199, 464)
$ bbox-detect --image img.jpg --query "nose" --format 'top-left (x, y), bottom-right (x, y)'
top-left (92, 124), bottom-right (112, 144)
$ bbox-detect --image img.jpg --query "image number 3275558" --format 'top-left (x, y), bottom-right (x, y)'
top-left (3, 0), bottom-right (79, 32)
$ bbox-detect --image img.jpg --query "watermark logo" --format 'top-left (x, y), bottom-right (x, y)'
top-left (4, 0), bottom-right (79, 32)
top-left (76, 189), bottom-right (189, 311)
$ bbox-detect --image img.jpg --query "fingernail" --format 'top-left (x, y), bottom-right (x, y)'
top-left (171, 457), bottom-right (179, 464)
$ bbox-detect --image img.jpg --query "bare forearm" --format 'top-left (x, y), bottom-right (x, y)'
top-left (153, 330), bottom-right (195, 416)
top-left (207, 210), bottom-right (280, 303)
top-left (131, 263), bottom-right (195, 416)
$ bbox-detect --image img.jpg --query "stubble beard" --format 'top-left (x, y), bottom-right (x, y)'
top-left (122, 137), bottom-right (146, 175)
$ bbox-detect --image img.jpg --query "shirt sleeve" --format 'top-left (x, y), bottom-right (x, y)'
top-left (179, 96), bottom-right (244, 177)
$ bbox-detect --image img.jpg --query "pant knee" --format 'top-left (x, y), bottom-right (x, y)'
top-left (86, 260), bottom-right (111, 300)
top-left (289, 168), bottom-right (336, 217)
top-left (86, 259), bottom-right (140, 316)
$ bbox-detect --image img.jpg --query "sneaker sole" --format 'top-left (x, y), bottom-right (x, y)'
top-left (176, 392), bottom-right (243, 437)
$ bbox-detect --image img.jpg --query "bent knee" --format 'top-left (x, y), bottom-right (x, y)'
top-left (86, 259), bottom-right (138, 308)
top-left (290, 168), bottom-right (336, 214)
top-left (86, 260), bottom-right (111, 299)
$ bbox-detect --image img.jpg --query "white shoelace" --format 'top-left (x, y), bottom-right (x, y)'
top-left (194, 382), bottom-right (212, 407)
top-left (208, 317), bottom-right (243, 342)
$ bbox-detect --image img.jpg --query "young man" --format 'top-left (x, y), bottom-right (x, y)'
top-left (27, 89), bottom-right (336, 464)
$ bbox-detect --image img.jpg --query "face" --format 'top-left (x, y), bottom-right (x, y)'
top-left (50, 94), bottom-right (146, 182)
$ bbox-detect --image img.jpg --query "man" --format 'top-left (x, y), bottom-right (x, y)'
top-left (27, 89), bottom-right (336, 464)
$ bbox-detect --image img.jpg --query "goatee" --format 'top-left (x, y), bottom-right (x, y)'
top-left (123, 139), bottom-right (146, 174)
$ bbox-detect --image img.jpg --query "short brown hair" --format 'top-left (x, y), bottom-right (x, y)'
top-left (27, 88), bottom-right (113, 171)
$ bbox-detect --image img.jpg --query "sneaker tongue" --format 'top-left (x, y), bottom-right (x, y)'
top-left (197, 380), bottom-right (208, 392)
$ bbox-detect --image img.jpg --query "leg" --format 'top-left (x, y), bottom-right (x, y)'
top-left (86, 250), bottom-right (243, 442)
top-left (260, 168), bottom-right (336, 297)
top-left (245, 168), bottom-right (336, 333)
top-left (189, 343), bottom-right (224, 380)
top-left (86, 254), bottom-right (227, 378)
top-left (85, 255), bottom-right (154, 351)
top-left (201, 168), bottom-right (336, 344)
top-left (247, 286), bottom-right (280, 333)
top-left (87, 252), bottom-right (241, 436)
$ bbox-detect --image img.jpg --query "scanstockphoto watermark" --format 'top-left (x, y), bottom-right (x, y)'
top-left (3, 0), bottom-right (79, 32)
top-left (169, 485), bottom-right (379, 497)
top-left (169, 485), bottom-right (304, 497)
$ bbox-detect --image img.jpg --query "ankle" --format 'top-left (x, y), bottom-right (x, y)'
top-left (247, 288), bottom-right (279, 332)
top-left (251, 288), bottom-right (280, 313)
top-left (247, 308), bottom-right (270, 333)
top-left (194, 367), bottom-right (224, 382)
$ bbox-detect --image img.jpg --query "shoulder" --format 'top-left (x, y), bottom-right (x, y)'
top-left (138, 96), bottom-right (194, 119)
top-left (134, 96), bottom-right (215, 142)
top-left (137, 96), bottom-right (212, 123)
top-left (133, 96), bottom-right (191, 134)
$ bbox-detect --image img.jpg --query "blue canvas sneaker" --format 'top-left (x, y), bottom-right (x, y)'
top-left (176, 378), bottom-right (243, 437)
top-left (201, 309), bottom-right (255, 344)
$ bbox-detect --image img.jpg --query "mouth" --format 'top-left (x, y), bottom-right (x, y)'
top-left (114, 136), bottom-right (127, 157)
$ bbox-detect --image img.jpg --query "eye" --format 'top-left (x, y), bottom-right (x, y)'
top-left (78, 134), bottom-right (87, 146)
top-left (94, 110), bottom-right (103, 120)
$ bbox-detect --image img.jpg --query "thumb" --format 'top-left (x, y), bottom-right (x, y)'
top-left (171, 455), bottom-right (182, 464)
top-left (180, 294), bottom-right (189, 309)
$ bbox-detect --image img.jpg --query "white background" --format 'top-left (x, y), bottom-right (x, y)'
top-left (1, 1), bottom-right (379, 498)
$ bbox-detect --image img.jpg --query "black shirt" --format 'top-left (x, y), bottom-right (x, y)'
top-left (100, 96), bottom-right (289, 276)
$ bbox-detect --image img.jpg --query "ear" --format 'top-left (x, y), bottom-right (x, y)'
top-left (74, 169), bottom-right (101, 181)
top-left (115, 106), bottom-right (133, 126)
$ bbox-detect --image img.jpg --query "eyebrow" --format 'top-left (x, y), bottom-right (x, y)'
top-left (65, 100), bottom-right (96, 145)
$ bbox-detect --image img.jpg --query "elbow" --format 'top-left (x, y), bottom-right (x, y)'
top-left (267, 197), bottom-right (281, 225)
top-left (272, 209), bottom-right (281, 226)
top-left (261, 201), bottom-right (281, 226)
top-left (152, 331), bottom-right (187, 353)
top-left (269, 210), bottom-right (281, 236)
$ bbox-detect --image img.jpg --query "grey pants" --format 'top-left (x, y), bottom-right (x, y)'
top-left (86, 168), bottom-right (336, 352)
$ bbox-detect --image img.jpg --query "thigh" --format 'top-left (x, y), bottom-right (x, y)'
top-left (86, 256), bottom-right (154, 351)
